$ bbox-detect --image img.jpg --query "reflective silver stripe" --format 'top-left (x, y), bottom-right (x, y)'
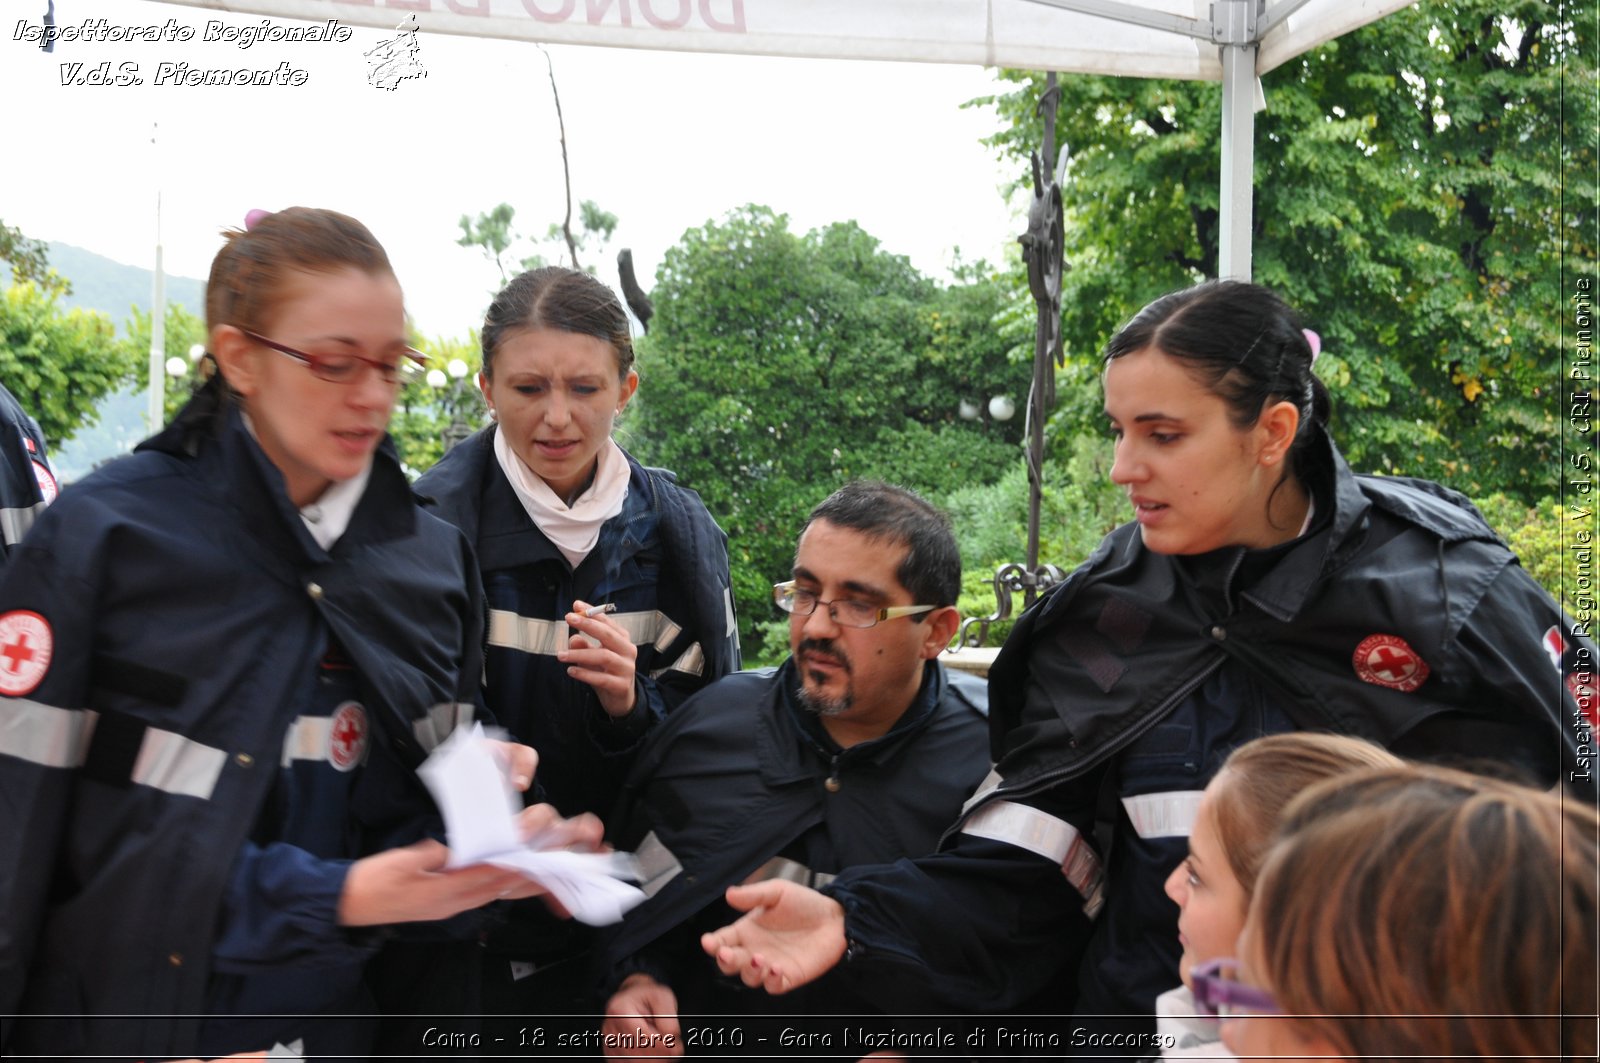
top-left (650, 619), bottom-right (683, 652)
top-left (743, 856), bottom-right (836, 890)
top-left (0, 698), bottom-right (95, 768)
top-left (281, 716), bottom-right (332, 767)
top-left (488, 610), bottom-right (568, 656)
top-left (0, 699), bottom-right (225, 799)
top-left (1, 502), bottom-right (45, 546)
top-left (132, 727), bottom-right (226, 800)
top-left (959, 767), bottom-right (1004, 815)
top-left (412, 701), bottom-right (475, 753)
top-left (1122, 790), bottom-right (1205, 839)
top-left (651, 642), bottom-right (705, 680)
top-left (488, 608), bottom-right (688, 656)
top-left (633, 830), bottom-right (683, 898)
top-left (962, 799), bottom-right (1105, 917)
top-left (962, 800), bottom-right (1081, 862)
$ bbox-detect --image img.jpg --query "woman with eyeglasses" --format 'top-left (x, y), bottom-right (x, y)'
top-left (700, 279), bottom-right (1593, 1049)
top-left (0, 208), bottom-right (595, 1060)
top-left (1151, 733), bottom-right (1400, 1059)
top-left (413, 265), bottom-right (739, 1013)
top-left (1218, 764), bottom-right (1598, 1063)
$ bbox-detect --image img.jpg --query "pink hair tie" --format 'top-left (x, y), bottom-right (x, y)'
top-left (243, 208), bottom-right (272, 231)
top-left (1302, 328), bottom-right (1322, 363)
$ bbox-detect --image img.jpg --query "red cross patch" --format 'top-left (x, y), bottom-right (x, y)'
top-left (0, 610), bottom-right (53, 697)
top-left (1544, 626), bottom-right (1566, 672)
top-left (31, 460), bottom-right (57, 505)
top-left (328, 701), bottom-right (368, 772)
top-left (1353, 633), bottom-right (1430, 693)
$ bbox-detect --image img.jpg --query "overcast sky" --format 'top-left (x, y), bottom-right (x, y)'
top-left (3, 0), bottom-right (1023, 338)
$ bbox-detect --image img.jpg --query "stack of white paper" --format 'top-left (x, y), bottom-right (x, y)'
top-left (417, 723), bottom-right (646, 926)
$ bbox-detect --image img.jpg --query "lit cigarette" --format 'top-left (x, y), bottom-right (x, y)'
top-left (583, 602), bottom-right (617, 618)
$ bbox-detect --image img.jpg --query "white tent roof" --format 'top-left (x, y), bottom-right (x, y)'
top-left (145, 0), bottom-right (1418, 278)
top-left (148, 1), bottom-right (1413, 79)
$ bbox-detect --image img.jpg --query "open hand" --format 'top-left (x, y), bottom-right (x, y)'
top-left (699, 880), bottom-right (848, 995)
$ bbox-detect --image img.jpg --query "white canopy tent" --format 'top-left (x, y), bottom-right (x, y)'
top-left (147, 0), bottom-right (1418, 280)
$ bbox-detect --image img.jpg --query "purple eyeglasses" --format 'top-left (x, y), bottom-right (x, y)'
top-left (240, 329), bottom-right (425, 386)
top-left (1190, 958), bottom-right (1281, 1018)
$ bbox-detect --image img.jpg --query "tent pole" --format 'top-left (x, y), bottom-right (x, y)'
top-left (1218, 40), bottom-right (1257, 281)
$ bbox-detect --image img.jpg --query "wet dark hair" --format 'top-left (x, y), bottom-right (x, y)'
top-left (480, 266), bottom-right (634, 381)
top-left (801, 481), bottom-right (961, 612)
top-left (1102, 280), bottom-right (1331, 485)
top-left (205, 207), bottom-right (394, 334)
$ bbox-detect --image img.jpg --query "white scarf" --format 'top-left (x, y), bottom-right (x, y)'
top-left (492, 427), bottom-right (630, 569)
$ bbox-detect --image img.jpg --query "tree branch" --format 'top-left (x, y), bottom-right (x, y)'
top-left (540, 46), bottom-right (580, 272)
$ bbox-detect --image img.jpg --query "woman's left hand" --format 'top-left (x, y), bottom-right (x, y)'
top-left (561, 599), bottom-right (639, 718)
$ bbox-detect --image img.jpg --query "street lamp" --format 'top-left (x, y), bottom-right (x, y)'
top-left (427, 358), bottom-right (479, 452)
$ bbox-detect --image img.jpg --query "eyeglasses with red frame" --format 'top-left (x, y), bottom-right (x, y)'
top-left (1190, 958), bottom-right (1281, 1019)
top-left (240, 329), bottom-right (426, 386)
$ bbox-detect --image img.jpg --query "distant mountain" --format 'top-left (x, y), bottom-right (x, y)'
top-left (48, 243), bottom-right (206, 323)
top-left (0, 242), bottom-right (205, 323)
top-left (1, 243), bottom-right (207, 481)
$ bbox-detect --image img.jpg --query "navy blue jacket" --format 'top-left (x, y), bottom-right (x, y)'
top-left (0, 379), bottom-right (56, 562)
top-left (826, 429), bottom-right (1593, 1038)
top-left (0, 393), bottom-right (486, 1060)
top-left (414, 427), bottom-right (737, 979)
top-left (415, 427), bottom-right (740, 821)
top-left (598, 659), bottom-right (990, 1017)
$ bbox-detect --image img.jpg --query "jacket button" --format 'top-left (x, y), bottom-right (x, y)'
top-left (1210, 625), bottom-right (1226, 641)
top-left (307, 582), bottom-right (324, 600)
top-left (168, 952), bottom-right (183, 967)
top-left (824, 778), bottom-right (841, 793)
top-left (234, 753), bottom-right (253, 768)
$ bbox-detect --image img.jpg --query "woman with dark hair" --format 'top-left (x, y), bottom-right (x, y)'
top-left (700, 279), bottom-right (1592, 1048)
top-left (1221, 765), bottom-right (1597, 1063)
top-left (414, 265), bottom-right (739, 1012)
top-left (0, 208), bottom-right (590, 1060)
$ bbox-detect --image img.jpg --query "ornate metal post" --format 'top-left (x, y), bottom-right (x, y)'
top-left (957, 72), bottom-right (1070, 650)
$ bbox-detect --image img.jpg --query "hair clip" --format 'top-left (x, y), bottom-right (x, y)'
top-left (243, 208), bottom-right (272, 231)
top-left (1302, 328), bottom-right (1322, 363)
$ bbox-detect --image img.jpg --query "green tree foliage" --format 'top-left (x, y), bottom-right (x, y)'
top-left (389, 332), bottom-right (488, 474)
top-left (122, 303), bottom-right (208, 423)
top-left (628, 206), bottom-right (1031, 649)
top-left (0, 218), bottom-right (59, 291)
top-left (980, 0), bottom-right (1592, 501)
top-left (458, 200), bottom-right (619, 283)
top-left (0, 281), bottom-right (132, 444)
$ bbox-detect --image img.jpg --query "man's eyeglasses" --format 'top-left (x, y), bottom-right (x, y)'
top-left (773, 580), bottom-right (937, 629)
top-left (241, 329), bottom-right (426, 386)
top-left (1190, 958), bottom-right (1281, 1019)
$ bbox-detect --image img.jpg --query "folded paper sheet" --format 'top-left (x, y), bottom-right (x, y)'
top-left (417, 723), bottom-right (646, 926)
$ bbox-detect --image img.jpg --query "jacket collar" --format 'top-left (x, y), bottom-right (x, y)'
top-left (757, 657), bottom-right (946, 784)
top-left (138, 388), bottom-right (417, 564)
top-left (1232, 426), bottom-right (1370, 622)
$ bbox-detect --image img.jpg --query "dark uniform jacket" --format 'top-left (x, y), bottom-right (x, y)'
top-left (414, 427), bottom-right (738, 993)
top-left (598, 659), bottom-right (991, 1017)
top-left (826, 429), bottom-right (1594, 1043)
top-left (0, 395), bottom-right (486, 1060)
top-left (0, 379), bottom-right (56, 561)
